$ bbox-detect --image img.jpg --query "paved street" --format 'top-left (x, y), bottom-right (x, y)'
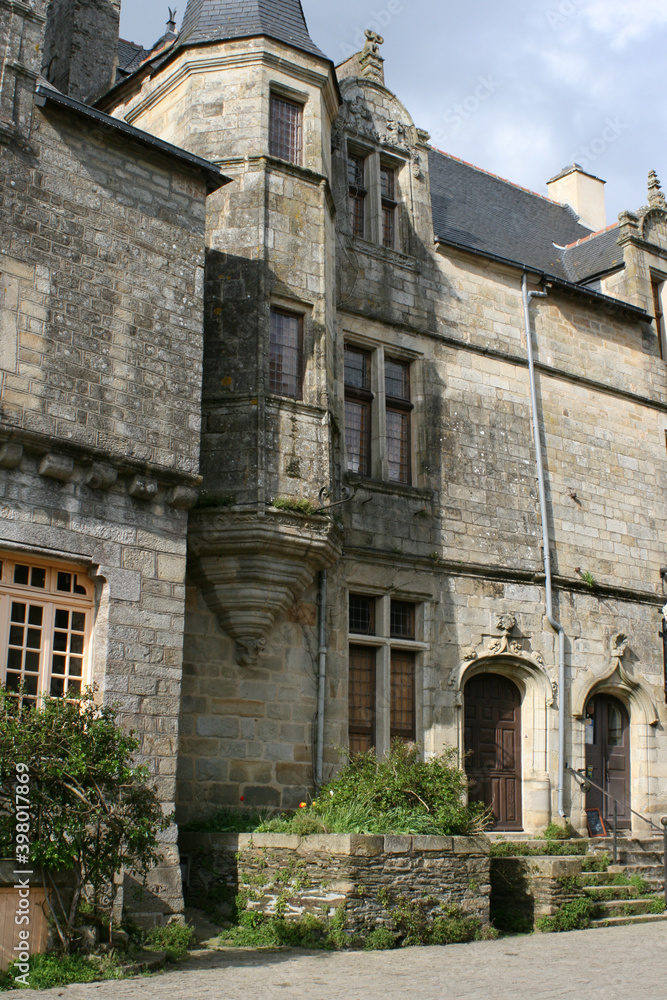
top-left (17, 923), bottom-right (667, 1000)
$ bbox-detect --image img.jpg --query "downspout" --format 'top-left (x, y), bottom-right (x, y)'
top-left (315, 570), bottom-right (328, 788)
top-left (522, 274), bottom-right (567, 818)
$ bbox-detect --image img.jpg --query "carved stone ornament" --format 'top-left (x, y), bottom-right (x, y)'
top-left (188, 509), bottom-right (342, 667)
top-left (360, 29), bottom-right (385, 84)
top-left (571, 630), bottom-right (659, 725)
top-left (648, 169), bottom-right (666, 209)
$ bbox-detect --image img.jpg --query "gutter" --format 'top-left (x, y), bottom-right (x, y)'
top-left (435, 237), bottom-right (649, 322)
top-left (315, 570), bottom-right (328, 788)
top-left (34, 84), bottom-right (230, 194)
top-left (521, 274), bottom-right (567, 820)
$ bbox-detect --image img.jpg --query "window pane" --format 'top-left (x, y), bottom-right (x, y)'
top-left (30, 567), bottom-right (46, 588)
top-left (73, 576), bottom-right (87, 595)
top-left (70, 633), bottom-right (84, 654)
top-left (50, 677), bottom-right (64, 697)
top-left (349, 645), bottom-right (376, 754)
top-left (350, 193), bottom-right (365, 238)
top-left (382, 205), bottom-right (395, 249)
top-left (26, 629), bottom-right (42, 649)
top-left (608, 704), bottom-right (623, 746)
top-left (14, 565), bottom-right (29, 586)
top-left (9, 626), bottom-right (24, 646)
top-left (54, 608), bottom-right (69, 629)
top-left (390, 649), bottom-right (416, 742)
top-left (28, 606), bottom-right (43, 626)
top-left (385, 359), bottom-right (410, 399)
top-left (344, 347), bottom-right (370, 390)
top-left (71, 612), bottom-right (86, 632)
top-left (24, 651), bottom-right (40, 673)
top-left (6, 648), bottom-right (22, 671)
top-left (57, 572), bottom-right (72, 592)
top-left (386, 409), bottom-right (410, 483)
top-left (269, 96), bottom-right (302, 165)
top-left (381, 166), bottom-right (395, 200)
top-left (348, 155), bottom-right (365, 187)
top-left (390, 600), bottom-right (415, 639)
top-left (69, 658), bottom-right (83, 677)
top-left (11, 603), bottom-right (26, 623)
top-left (53, 632), bottom-right (68, 652)
top-left (345, 399), bottom-right (370, 475)
top-left (269, 310), bottom-right (303, 399)
top-left (349, 594), bottom-right (375, 635)
top-left (52, 655), bottom-right (66, 675)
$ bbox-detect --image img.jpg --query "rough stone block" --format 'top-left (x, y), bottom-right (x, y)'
top-left (0, 442), bottom-right (23, 468)
top-left (129, 475), bottom-right (159, 501)
top-left (39, 453), bottom-right (74, 480)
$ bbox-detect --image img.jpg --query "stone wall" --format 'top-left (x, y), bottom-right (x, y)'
top-left (491, 854), bottom-right (584, 928)
top-left (180, 832), bottom-right (490, 935)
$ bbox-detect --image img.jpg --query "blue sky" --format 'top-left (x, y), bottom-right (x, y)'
top-left (119, 0), bottom-right (667, 223)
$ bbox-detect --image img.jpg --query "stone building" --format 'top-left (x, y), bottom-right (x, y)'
top-left (2, 0), bottom-right (667, 921)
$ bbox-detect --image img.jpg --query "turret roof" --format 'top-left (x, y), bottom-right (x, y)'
top-left (178, 0), bottom-right (327, 59)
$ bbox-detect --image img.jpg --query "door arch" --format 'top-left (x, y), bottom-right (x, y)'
top-left (464, 672), bottom-right (522, 831)
top-left (584, 694), bottom-right (631, 829)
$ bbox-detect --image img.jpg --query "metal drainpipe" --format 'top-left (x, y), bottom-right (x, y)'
top-left (522, 274), bottom-right (567, 818)
top-left (316, 570), bottom-right (328, 788)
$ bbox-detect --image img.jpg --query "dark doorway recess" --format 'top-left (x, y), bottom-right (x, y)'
top-left (584, 694), bottom-right (631, 830)
top-left (464, 672), bottom-right (522, 831)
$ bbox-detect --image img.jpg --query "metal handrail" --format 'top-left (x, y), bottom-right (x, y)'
top-left (566, 765), bottom-right (662, 834)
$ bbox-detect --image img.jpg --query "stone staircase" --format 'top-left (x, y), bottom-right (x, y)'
top-left (585, 836), bottom-right (666, 928)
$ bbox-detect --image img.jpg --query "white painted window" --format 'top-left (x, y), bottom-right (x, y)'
top-left (0, 555), bottom-right (94, 704)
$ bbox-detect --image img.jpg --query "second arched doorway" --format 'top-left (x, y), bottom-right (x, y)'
top-left (584, 694), bottom-right (631, 830)
top-left (464, 672), bottom-right (522, 831)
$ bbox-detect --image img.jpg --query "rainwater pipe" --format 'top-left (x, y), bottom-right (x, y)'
top-left (315, 569), bottom-right (328, 788)
top-left (521, 273), bottom-right (567, 819)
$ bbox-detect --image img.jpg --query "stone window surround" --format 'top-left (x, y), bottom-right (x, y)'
top-left (345, 138), bottom-right (406, 251)
top-left (268, 82), bottom-right (308, 167)
top-left (650, 269), bottom-right (667, 359)
top-left (343, 333), bottom-right (419, 485)
top-left (0, 552), bottom-right (94, 703)
top-left (268, 295), bottom-right (316, 404)
top-left (348, 590), bottom-right (427, 758)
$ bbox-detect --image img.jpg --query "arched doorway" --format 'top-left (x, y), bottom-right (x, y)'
top-left (464, 673), bottom-right (522, 831)
top-left (584, 694), bottom-right (631, 829)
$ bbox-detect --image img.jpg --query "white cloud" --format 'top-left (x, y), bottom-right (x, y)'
top-left (583, 0), bottom-right (667, 48)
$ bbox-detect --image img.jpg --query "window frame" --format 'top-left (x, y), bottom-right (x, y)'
top-left (0, 554), bottom-right (94, 705)
top-left (347, 592), bottom-right (425, 757)
top-left (380, 163), bottom-right (398, 250)
top-left (269, 93), bottom-right (304, 166)
top-left (269, 307), bottom-right (304, 400)
top-left (651, 274), bottom-right (667, 359)
top-left (345, 142), bottom-right (404, 252)
top-left (347, 153), bottom-right (367, 239)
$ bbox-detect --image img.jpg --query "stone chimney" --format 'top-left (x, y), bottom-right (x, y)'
top-left (547, 163), bottom-right (607, 232)
top-left (0, 0), bottom-right (48, 132)
top-left (42, 0), bottom-right (122, 104)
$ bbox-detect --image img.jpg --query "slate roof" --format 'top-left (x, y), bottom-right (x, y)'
top-left (116, 38), bottom-right (151, 80)
top-left (178, 0), bottom-right (327, 59)
top-left (428, 147), bottom-right (623, 284)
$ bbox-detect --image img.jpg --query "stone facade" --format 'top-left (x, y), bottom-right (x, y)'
top-left (3, 0), bottom-right (667, 927)
top-left (180, 832), bottom-right (490, 934)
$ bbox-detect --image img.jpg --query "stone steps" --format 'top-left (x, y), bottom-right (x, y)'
top-left (593, 898), bottom-right (664, 917)
top-left (590, 912), bottom-right (667, 929)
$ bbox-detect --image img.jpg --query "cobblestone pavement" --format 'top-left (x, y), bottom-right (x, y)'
top-left (18, 923), bottom-right (667, 1000)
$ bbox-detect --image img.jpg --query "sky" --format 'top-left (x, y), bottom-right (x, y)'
top-left (119, 0), bottom-right (667, 224)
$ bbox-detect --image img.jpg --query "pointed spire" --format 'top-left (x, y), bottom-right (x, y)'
top-left (648, 169), bottom-right (666, 208)
top-left (178, 0), bottom-right (327, 60)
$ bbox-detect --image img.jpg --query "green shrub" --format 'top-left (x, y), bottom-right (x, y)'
top-left (363, 927), bottom-right (397, 950)
top-left (145, 923), bottom-right (196, 962)
top-left (648, 898), bottom-right (666, 914)
top-left (272, 497), bottom-right (319, 516)
top-left (490, 840), bottom-right (586, 857)
top-left (1, 953), bottom-right (123, 991)
top-left (180, 807), bottom-right (273, 833)
top-left (536, 897), bottom-right (595, 933)
top-left (581, 852), bottom-right (609, 872)
top-left (543, 822), bottom-right (573, 840)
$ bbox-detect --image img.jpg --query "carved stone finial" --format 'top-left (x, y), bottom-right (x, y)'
top-left (495, 613), bottom-right (517, 635)
top-left (360, 29), bottom-right (385, 84)
top-left (611, 631), bottom-right (628, 661)
top-left (167, 7), bottom-right (177, 32)
top-left (648, 170), bottom-right (666, 208)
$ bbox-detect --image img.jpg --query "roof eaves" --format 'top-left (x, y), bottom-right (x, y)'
top-left (35, 84), bottom-right (231, 194)
top-left (433, 235), bottom-right (648, 321)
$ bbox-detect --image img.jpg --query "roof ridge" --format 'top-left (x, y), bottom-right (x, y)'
top-left (429, 146), bottom-right (575, 209)
top-left (563, 223), bottom-right (619, 250)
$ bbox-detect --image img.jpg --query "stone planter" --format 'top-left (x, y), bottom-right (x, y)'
top-left (179, 832), bottom-right (491, 936)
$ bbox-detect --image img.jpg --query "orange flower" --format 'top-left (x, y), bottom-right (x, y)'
top-left (299, 801), bottom-right (307, 809)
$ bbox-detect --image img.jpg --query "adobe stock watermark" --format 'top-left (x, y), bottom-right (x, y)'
top-left (546, 0), bottom-right (586, 30)
top-left (339, 1), bottom-right (404, 60)
top-left (570, 117), bottom-right (628, 172)
top-left (430, 75), bottom-right (503, 147)
top-left (11, 762), bottom-right (32, 988)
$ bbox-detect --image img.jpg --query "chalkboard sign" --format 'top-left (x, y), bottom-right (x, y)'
top-left (586, 808), bottom-right (608, 837)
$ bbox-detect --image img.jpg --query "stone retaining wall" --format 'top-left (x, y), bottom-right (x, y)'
top-left (491, 855), bottom-right (585, 929)
top-left (180, 833), bottom-right (490, 935)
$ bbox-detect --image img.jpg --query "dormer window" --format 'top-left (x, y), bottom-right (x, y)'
top-left (345, 144), bottom-right (403, 251)
top-left (270, 95), bottom-right (303, 166)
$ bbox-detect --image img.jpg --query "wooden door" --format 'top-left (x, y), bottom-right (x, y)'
top-left (585, 695), bottom-right (631, 829)
top-left (464, 673), bottom-right (522, 830)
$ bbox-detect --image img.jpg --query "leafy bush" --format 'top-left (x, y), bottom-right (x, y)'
top-left (1, 953), bottom-right (123, 991)
top-left (145, 923), bottom-right (196, 961)
top-left (543, 822), bottom-right (573, 840)
top-left (648, 898), bottom-right (666, 914)
top-left (0, 687), bottom-right (170, 951)
top-left (181, 807), bottom-right (274, 833)
top-left (219, 911), bottom-right (340, 950)
top-left (536, 897), bottom-right (595, 933)
top-left (363, 927), bottom-right (397, 950)
top-left (257, 742), bottom-right (490, 836)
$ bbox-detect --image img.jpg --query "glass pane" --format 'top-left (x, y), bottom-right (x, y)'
top-left (348, 155), bottom-right (365, 187)
top-left (390, 649), bottom-right (416, 742)
top-left (269, 311), bottom-right (303, 399)
top-left (24, 651), bottom-right (40, 673)
top-left (6, 648), bottom-right (22, 671)
top-left (70, 633), bottom-right (84, 654)
top-left (345, 400), bottom-right (370, 475)
top-left (344, 348), bottom-right (370, 390)
top-left (51, 655), bottom-right (66, 675)
top-left (5, 672), bottom-right (21, 692)
top-left (71, 612), bottom-right (86, 633)
top-left (11, 603), bottom-right (26, 623)
top-left (386, 409), bottom-right (410, 483)
top-left (67, 680), bottom-right (81, 695)
top-left (53, 632), bottom-right (68, 652)
top-left (269, 96), bottom-right (302, 165)
top-left (349, 595), bottom-right (375, 635)
top-left (608, 704), bottom-right (623, 746)
top-left (390, 600), bottom-right (415, 639)
top-left (9, 626), bottom-right (24, 646)
top-left (30, 567), bottom-right (46, 588)
top-left (349, 645), bottom-right (376, 751)
top-left (73, 576), bottom-right (87, 595)
top-left (57, 572), bottom-right (72, 593)
top-left (28, 606), bottom-right (43, 626)
top-left (26, 629), bottom-right (42, 649)
top-left (50, 677), bottom-right (64, 697)
top-left (381, 166), bottom-right (395, 200)
top-left (14, 565), bottom-right (29, 586)
top-left (385, 359), bottom-right (410, 399)
top-left (350, 192), bottom-right (365, 239)
top-left (24, 675), bottom-right (38, 696)
top-left (54, 609), bottom-right (69, 629)
top-left (68, 658), bottom-right (83, 677)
